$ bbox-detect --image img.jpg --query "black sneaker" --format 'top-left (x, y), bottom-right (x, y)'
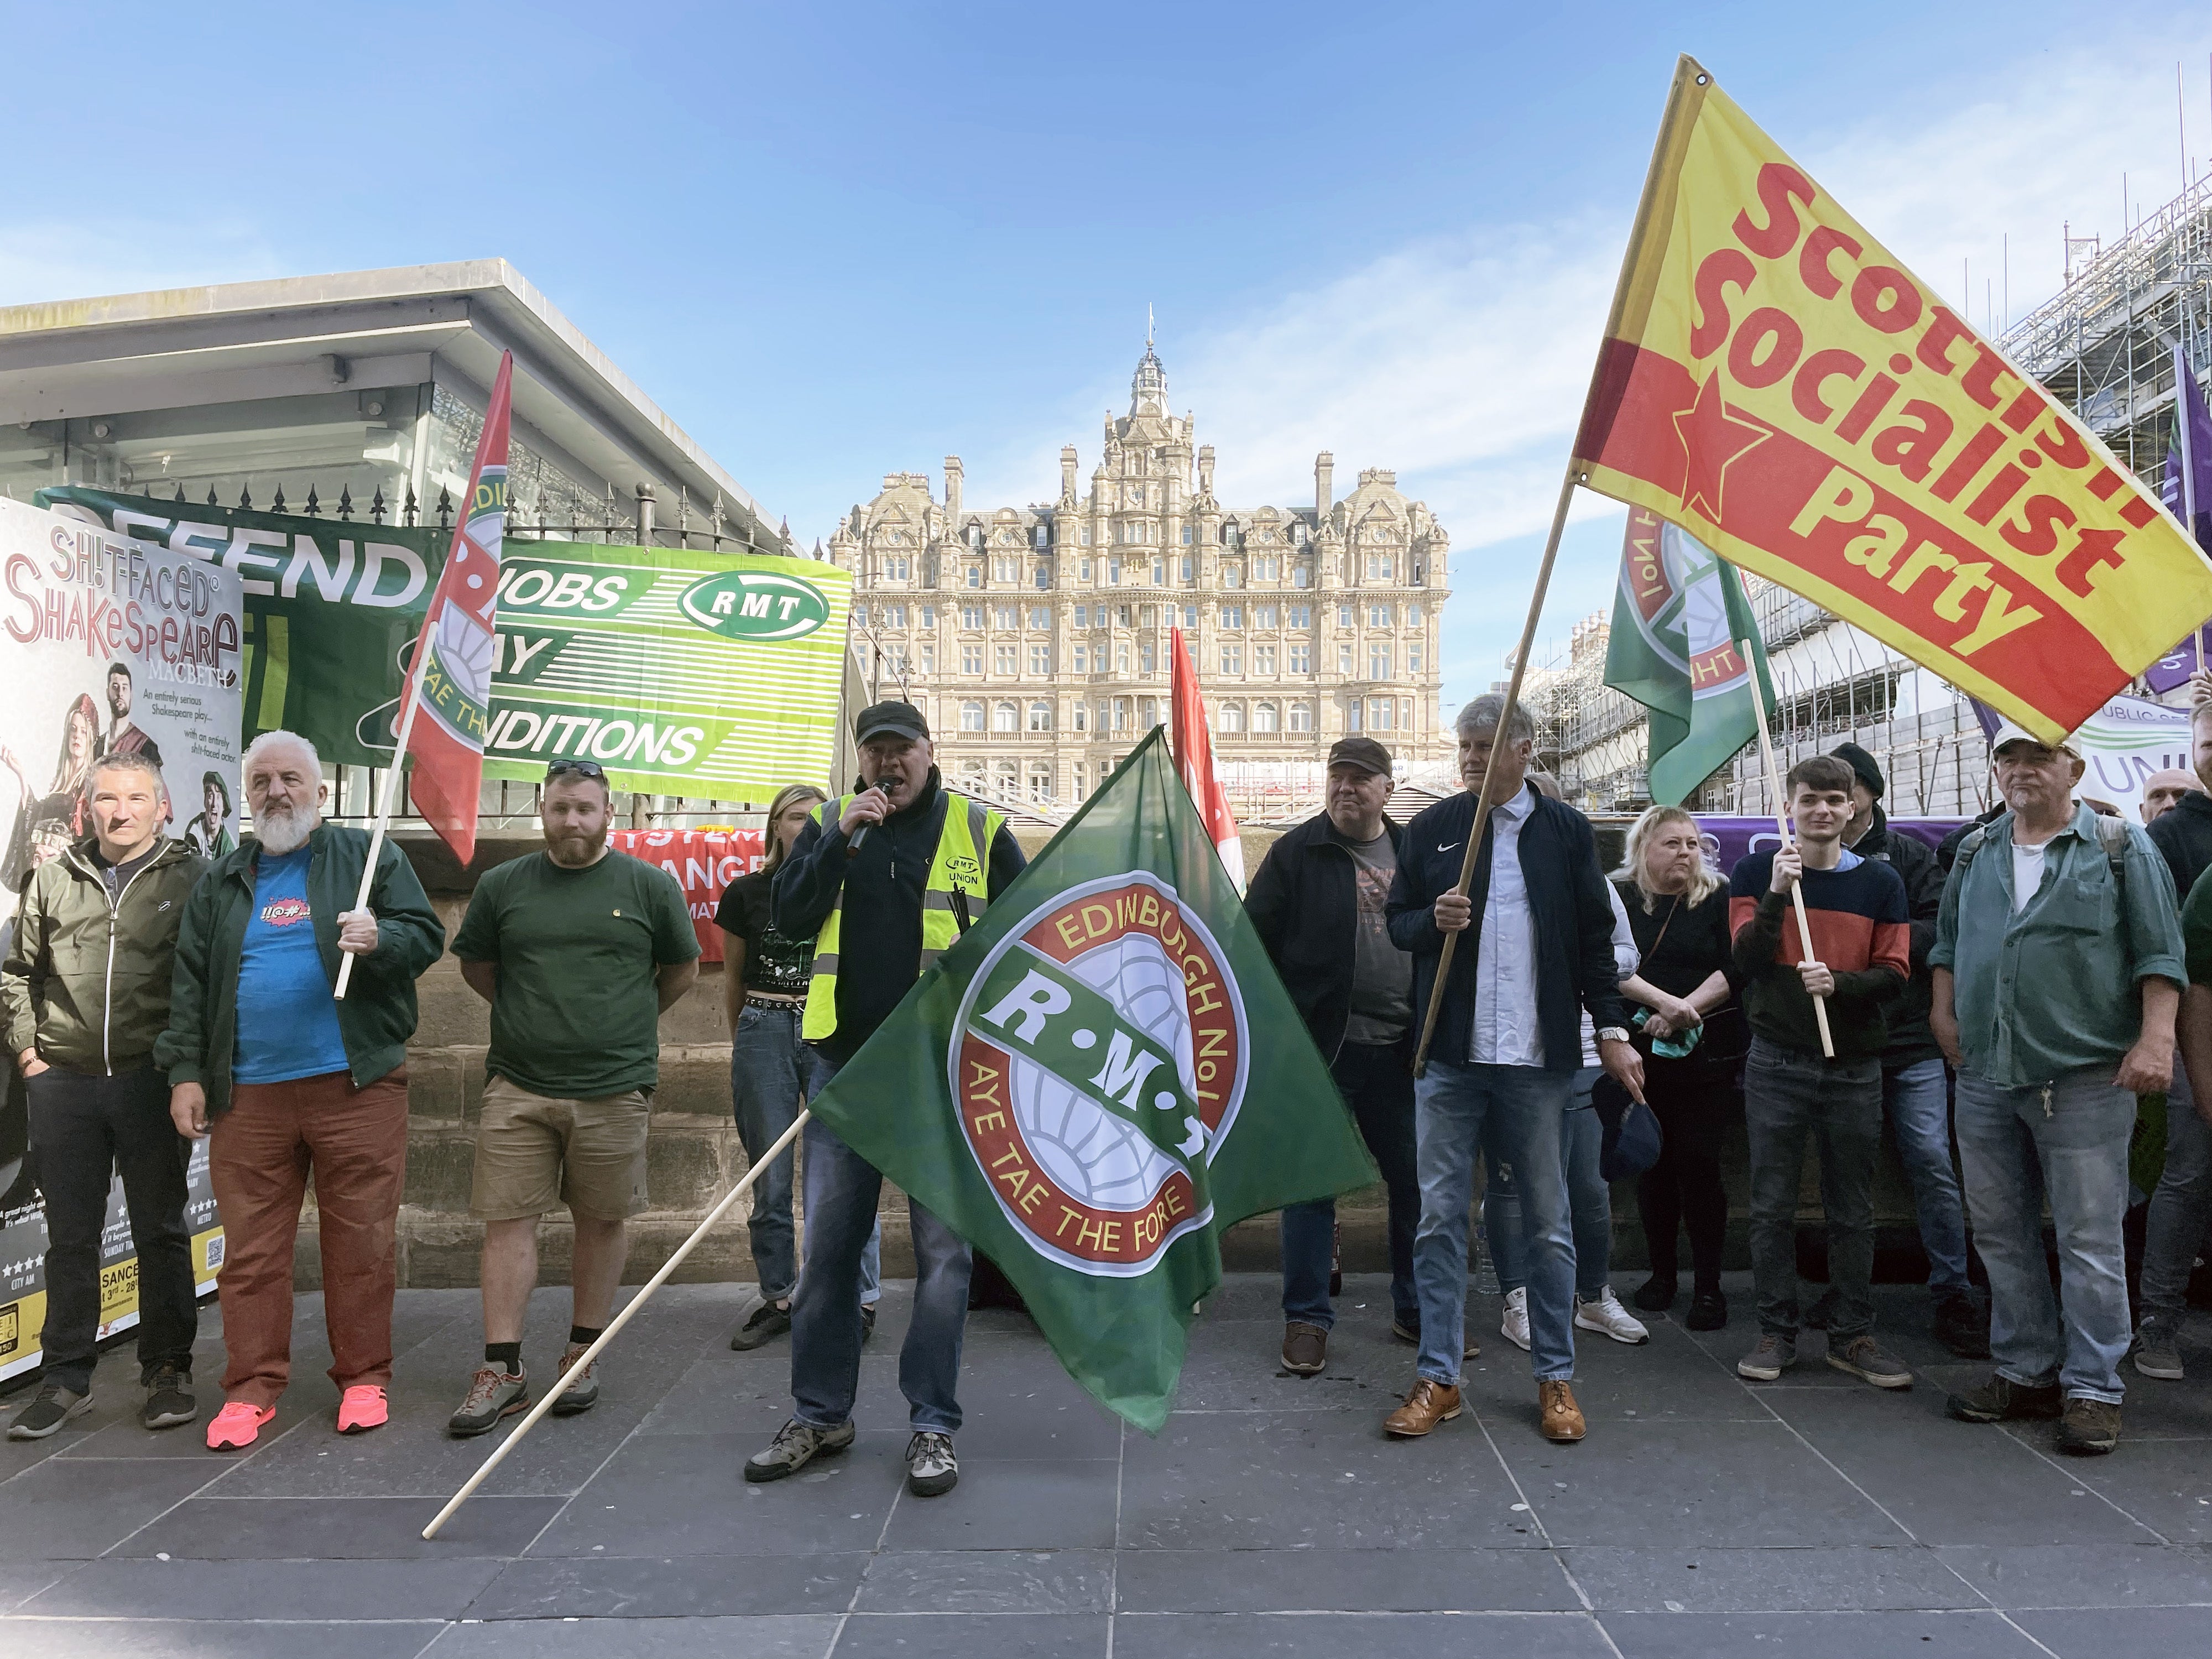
top-left (1686, 1290), bottom-right (1729, 1331)
top-left (448, 1365), bottom-right (529, 1437)
top-left (860, 1303), bottom-right (878, 1344)
top-left (141, 1364), bottom-right (196, 1431)
top-left (2057, 1396), bottom-right (2121, 1455)
top-left (1632, 1275), bottom-right (1678, 1313)
top-left (1933, 1291), bottom-right (1991, 1360)
top-left (905, 1431), bottom-right (959, 1496)
top-left (1945, 1373), bottom-right (2062, 1423)
top-left (7, 1383), bottom-right (92, 1439)
top-left (1827, 1334), bottom-right (1913, 1390)
top-left (729, 1301), bottom-right (792, 1352)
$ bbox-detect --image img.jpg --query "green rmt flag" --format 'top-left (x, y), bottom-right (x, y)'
top-left (1604, 506), bottom-right (1775, 806)
top-left (805, 727), bottom-right (1377, 1432)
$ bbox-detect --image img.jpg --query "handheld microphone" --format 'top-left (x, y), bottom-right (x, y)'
top-left (847, 781), bottom-right (889, 855)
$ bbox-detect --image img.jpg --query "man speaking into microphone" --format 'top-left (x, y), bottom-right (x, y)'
top-left (747, 700), bottom-right (1025, 1499)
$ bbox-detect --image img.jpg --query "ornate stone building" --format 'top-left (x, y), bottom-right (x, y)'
top-left (825, 345), bottom-right (1451, 810)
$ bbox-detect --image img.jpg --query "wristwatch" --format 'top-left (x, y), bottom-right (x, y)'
top-left (1597, 1026), bottom-right (1632, 1045)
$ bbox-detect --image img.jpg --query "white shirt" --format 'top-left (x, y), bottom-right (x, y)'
top-left (1471, 784), bottom-right (1544, 1068)
top-left (2011, 841), bottom-right (2047, 915)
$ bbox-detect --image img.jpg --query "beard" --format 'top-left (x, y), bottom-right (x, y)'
top-left (255, 799), bottom-right (319, 855)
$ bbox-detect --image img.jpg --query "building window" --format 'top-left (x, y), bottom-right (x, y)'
top-left (1288, 605), bottom-right (1311, 629)
top-left (1182, 605), bottom-right (1199, 631)
top-left (1221, 604), bottom-right (1244, 629)
top-left (920, 645), bottom-right (935, 674)
top-left (1218, 701), bottom-right (1245, 733)
top-left (1347, 699), bottom-right (1362, 732)
top-left (1073, 761), bottom-right (1087, 795)
top-left (996, 761), bottom-right (1018, 793)
top-left (994, 606), bottom-right (1017, 629)
top-left (1098, 700), bottom-right (1112, 732)
top-left (1181, 526), bottom-right (1192, 546)
top-left (1117, 642), bottom-right (1131, 674)
top-left (1293, 560), bottom-right (1311, 588)
top-left (921, 605), bottom-right (936, 629)
top-left (1139, 696), bottom-right (1157, 728)
top-left (1035, 563), bottom-right (1050, 590)
top-left (1027, 700), bottom-right (1052, 732)
top-left (1030, 644), bottom-right (1052, 674)
top-left (1118, 604), bottom-right (1133, 627)
top-left (1109, 556), bottom-right (1123, 585)
top-left (1370, 697), bottom-right (1395, 731)
top-left (993, 701), bottom-right (1019, 733)
top-left (1338, 644), bottom-right (1354, 675)
top-left (1408, 603), bottom-right (1424, 625)
top-left (1035, 523), bottom-right (1050, 549)
top-left (992, 555), bottom-right (1016, 582)
top-left (1028, 606), bottom-right (1048, 630)
top-left (1288, 643), bottom-right (1311, 674)
top-left (1255, 644), bottom-right (1277, 675)
top-left (1140, 640), bottom-right (1156, 674)
top-left (968, 525), bottom-right (984, 550)
top-left (1029, 769), bottom-right (1052, 804)
top-left (962, 645), bottom-right (984, 674)
top-left (1369, 644), bottom-right (1391, 679)
top-left (1113, 698), bottom-right (1129, 732)
top-left (961, 604), bottom-right (983, 629)
top-left (1079, 556), bottom-right (1093, 580)
top-left (1220, 643), bottom-right (1244, 675)
top-left (1337, 604), bottom-right (1353, 628)
top-left (1223, 564), bottom-right (1242, 588)
top-left (1254, 554), bottom-right (1280, 581)
top-left (1289, 701), bottom-right (1313, 732)
top-left (1255, 701), bottom-right (1280, 733)
top-left (1081, 526), bottom-right (1092, 545)
top-left (1408, 644), bottom-right (1422, 673)
top-left (1074, 703), bottom-right (1088, 731)
top-left (961, 701), bottom-right (985, 732)
top-left (995, 644), bottom-right (1017, 675)
top-left (1255, 604), bottom-right (1277, 627)
top-left (1369, 604), bottom-right (1391, 627)
top-left (1073, 644), bottom-right (1088, 674)
top-left (1181, 555), bottom-right (1194, 581)
top-left (1151, 555), bottom-right (1165, 585)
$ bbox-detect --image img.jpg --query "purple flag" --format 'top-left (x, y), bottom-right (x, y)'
top-left (2166, 340), bottom-right (2212, 554)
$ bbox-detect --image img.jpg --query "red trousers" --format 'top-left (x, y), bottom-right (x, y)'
top-left (208, 1067), bottom-right (409, 1405)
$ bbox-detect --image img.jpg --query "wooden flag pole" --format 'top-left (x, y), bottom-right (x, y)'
top-left (332, 638), bottom-right (436, 1001)
top-left (1741, 639), bottom-right (1834, 1058)
top-left (1411, 466), bottom-right (1580, 1080)
top-left (422, 1107), bottom-right (813, 1540)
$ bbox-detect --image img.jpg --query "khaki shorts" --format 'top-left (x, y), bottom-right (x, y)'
top-left (471, 1074), bottom-right (650, 1222)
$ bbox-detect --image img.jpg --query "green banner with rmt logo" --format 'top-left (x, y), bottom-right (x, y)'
top-left (38, 489), bottom-right (852, 801)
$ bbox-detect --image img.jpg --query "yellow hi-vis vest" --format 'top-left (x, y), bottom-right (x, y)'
top-left (801, 789), bottom-right (1005, 1042)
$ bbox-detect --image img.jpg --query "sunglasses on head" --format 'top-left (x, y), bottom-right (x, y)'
top-left (545, 758), bottom-right (607, 781)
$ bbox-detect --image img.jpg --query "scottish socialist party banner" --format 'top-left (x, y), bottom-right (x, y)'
top-left (1573, 56), bottom-right (2212, 744)
top-left (0, 497), bottom-right (240, 1383)
top-left (806, 727), bottom-right (1375, 1431)
top-left (40, 489), bottom-right (853, 803)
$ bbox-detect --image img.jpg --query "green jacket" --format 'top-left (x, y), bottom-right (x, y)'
top-left (2, 834), bottom-right (207, 1075)
top-left (155, 824), bottom-right (445, 1118)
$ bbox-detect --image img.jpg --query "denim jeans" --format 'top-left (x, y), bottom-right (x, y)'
top-left (789, 1082), bottom-right (973, 1433)
top-left (1484, 1066), bottom-right (1611, 1301)
top-left (2138, 1061), bottom-right (2212, 1327)
top-left (729, 1007), bottom-right (879, 1303)
top-left (1883, 1057), bottom-right (1971, 1294)
top-left (1281, 1040), bottom-right (1418, 1330)
top-left (1413, 1059), bottom-right (1575, 1384)
top-left (25, 1066), bottom-right (197, 1394)
top-left (1955, 1070), bottom-right (2136, 1402)
top-left (1743, 1038), bottom-right (1884, 1342)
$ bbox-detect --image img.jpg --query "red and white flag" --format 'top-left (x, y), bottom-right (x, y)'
top-left (1168, 624), bottom-right (1243, 891)
top-left (401, 351), bottom-right (511, 864)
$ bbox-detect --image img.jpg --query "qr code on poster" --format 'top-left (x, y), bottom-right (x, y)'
top-left (206, 1236), bottom-right (226, 1270)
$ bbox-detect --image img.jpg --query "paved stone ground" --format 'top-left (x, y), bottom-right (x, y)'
top-left (2, 1272), bottom-right (2210, 1657)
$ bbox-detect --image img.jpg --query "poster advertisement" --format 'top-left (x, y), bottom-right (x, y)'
top-left (608, 827), bottom-right (766, 963)
top-left (40, 491), bottom-right (853, 803)
top-left (0, 497), bottom-right (242, 1384)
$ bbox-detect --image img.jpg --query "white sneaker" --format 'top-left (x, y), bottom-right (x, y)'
top-left (1501, 1287), bottom-right (1531, 1352)
top-left (1575, 1286), bottom-right (1651, 1345)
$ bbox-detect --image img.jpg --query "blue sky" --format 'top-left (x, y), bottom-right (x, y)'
top-left (6, 2), bottom-right (2210, 712)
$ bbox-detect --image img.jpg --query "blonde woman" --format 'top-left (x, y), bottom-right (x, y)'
top-left (1611, 805), bottom-right (1746, 1331)
top-left (718, 785), bottom-right (880, 1350)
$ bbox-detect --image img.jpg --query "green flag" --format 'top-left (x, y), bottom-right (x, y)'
top-left (1603, 505), bottom-right (1774, 806)
top-left (807, 728), bottom-right (1376, 1432)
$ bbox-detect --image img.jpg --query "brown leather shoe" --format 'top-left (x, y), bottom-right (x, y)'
top-left (1281, 1322), bottom-right (1328, 1376)
top-left (1538, 1379), bottom-right (1586, 1442)
top-left (1383, 1377), bottom-right (1462, 1438)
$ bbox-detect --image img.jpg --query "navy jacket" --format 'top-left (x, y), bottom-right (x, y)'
top-left (1385, 785), bottom-right (1627, 1073)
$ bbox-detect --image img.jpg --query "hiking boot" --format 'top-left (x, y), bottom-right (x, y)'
top-left (1501, 1287), bottom-right (1531, 1352)
top-left (1575, 1287), bottom-right (1650, 1345)
top-left (1802, 1289), bottom-right (1839, 1331)
top-left (551, 1343), bottom-right (599, 1415)
top-left (1538, 1379), bottom-right (1587, 1442)
top-left (1383, 1378), bottom-right (1462, 1438)
top-left (1281, 1322), bottom-right (1328, 1376)
top-left (1738, 1332), bottom-right (1796, 1380)
top-left (2057, 1397), bottom-right (2121, 1455)
top-left (448, 1365), bottom-right (529, 1438)
top-left (729, 1300), bottom-right (792, 1352)
top-left (1933, 1290), bottom-right (1991, 1360)
top-left (745, 1417), bottom-right (855, 1483)
top-left (1686, 1290), bottom-right (1729, 1331)
top-left (1632, 1274), bottom-right (1678, 1313)
top-left (1944, 1373), bottom-right (2062, 1423)
top-left (2133, 1316), bottom-right (2184, 1382)
top-left (1387, 1315), bottom-right (1478, 1359)
top-left (8, 1383), bottom-right (92, 1439)
top-left (905, 1430), bottom-right (959, 1496)
top-left (142, 1365), bottom-right (196, 1431)
top-left (1827, 1334), bottom-right (1913, 1390)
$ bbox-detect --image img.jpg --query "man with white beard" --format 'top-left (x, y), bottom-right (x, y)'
top-left (158, 730), bottom-right (445, 1452)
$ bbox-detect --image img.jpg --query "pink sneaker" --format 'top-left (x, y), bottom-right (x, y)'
top-left (336, 1386), bottom-right (388, 1434)
top-left (206, 1401), bottom-right (275, 1452)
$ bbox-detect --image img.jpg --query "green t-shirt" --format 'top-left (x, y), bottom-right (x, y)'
top-left (453, 849), bottom-right (700, 1098)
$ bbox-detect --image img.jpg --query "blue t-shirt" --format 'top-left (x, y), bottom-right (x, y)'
top-left (234, 846), bottom-right (348, 1084)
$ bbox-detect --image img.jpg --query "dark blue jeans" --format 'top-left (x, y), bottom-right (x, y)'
top-left (1744, 1038), bottom-right (1883, 1341)
top-left (27, 1066), bottom-right (197, 1393)
top-left (1280, 1039), bottom-right (1417, 1330)
top-left (790, 1055), bottom-right (973, 1434)
top-left (729, 1003), bottom-right (879, 1304)
top-left (1484, 1066), bottom-right (1611, 1300)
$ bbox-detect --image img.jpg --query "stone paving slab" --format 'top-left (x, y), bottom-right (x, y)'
top-left (1, 1274), bottom-right (2208, 1657)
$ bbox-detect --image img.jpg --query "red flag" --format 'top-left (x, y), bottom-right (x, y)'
top-left (1169, 625), bottom-right (1244, 890)
top-left (401, 352), bottom-right (511, 863)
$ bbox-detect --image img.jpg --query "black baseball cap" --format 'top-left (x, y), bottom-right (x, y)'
top-left (1327, 737), bottom-right (1394, 777)
top-left (854, 700), bottom-right (930, 745)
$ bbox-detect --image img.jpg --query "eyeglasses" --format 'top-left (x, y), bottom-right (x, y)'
top-left (545, 758), bottom-right (607, 781)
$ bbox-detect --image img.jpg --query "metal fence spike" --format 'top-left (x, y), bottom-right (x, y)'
top-left (337, 486), bottom-right (353, 521)
top-left (304, 485), bottom-right (320, 517)
top-left (174, 484), bottom-right (188, 504)
top-left (238, 484), bottom-right (253, 511)
top-left (436, 484), bottom-right (453, 530)
top-left (270, 484), bottom-right (286, 514)
top-left (207, 486), bottom-right (220, 507)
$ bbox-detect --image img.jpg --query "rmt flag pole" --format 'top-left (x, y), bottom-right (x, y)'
top-left (1168, 624), bottom-right (1244, 891)
top-left (335, 351), bottom-right (510, 999)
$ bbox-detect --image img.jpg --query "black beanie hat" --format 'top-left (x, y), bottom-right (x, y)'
top-left (1829, 741), bottom-right (1885, 800)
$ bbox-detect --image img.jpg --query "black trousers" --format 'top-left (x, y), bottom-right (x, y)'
top-left (27, 1065), bottom-right (197, 1392)
top-left (1635, 1052), bottom-right (1739, 1290)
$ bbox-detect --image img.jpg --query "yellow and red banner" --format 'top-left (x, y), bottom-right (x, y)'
top-left (1573, 56), bottom-right (2212, 742)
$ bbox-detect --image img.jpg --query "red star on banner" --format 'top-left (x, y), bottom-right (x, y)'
top-left (1670, 372), bottom-right (1772, 525)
